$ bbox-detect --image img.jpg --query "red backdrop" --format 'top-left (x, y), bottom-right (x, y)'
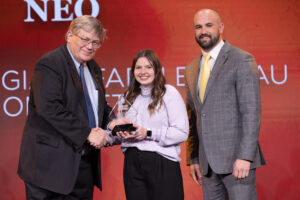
top-left (0, 0), bottom-right (299, 199)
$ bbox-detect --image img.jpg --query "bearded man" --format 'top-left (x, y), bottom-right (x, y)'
top-left (185, 9), bottom-right (266, 200)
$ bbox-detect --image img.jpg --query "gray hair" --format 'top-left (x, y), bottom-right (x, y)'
top-left (65, 15), bottom-right (106, 41)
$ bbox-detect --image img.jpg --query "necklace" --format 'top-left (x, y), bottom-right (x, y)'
top-left (140, 86), bottom-right (152, 98)
top-left (141, 93), bottom-right (151, 98)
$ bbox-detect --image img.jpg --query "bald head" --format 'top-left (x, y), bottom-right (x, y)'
top-left (194, 9), bottom-right (222, 25)
top-left (193, 9), bottom-right (224, 52)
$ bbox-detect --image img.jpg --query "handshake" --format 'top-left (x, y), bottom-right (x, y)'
top-left (87, 127), bottom-right (108, 149)
top-left (86, 118), bottom-right (148, 149)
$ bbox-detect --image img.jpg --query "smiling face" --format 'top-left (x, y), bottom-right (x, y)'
top-left (67, 29), bottom-right (100, 63)
top-left (194, 9), bottom-right (224, 52)
top-left (134, 57), bottom-right (155, 87)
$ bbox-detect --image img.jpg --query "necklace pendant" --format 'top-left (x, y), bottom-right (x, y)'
top-left (141, 94), bottom-right (151, 98)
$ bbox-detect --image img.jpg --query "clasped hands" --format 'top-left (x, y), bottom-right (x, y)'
top-left (87, 127), bottom-right (108, 149)
top-left (87, 118), bottom-right (148, 149)
top-left (86, 118), bottom-right (133, 149)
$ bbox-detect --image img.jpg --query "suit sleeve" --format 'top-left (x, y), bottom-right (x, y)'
top-left (236, 53), bottom-right (261, 162)
top-left (185, 73), bottom-right (200, 166)
top-left (32, 59), bottom-right (90, 150)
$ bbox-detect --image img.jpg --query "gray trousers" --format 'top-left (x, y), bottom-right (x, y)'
top-left (202, 167), bottom-right (257, 200)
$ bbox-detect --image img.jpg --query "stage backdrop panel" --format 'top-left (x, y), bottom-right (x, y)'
top-left (0, 0), bottom-right (299, 199)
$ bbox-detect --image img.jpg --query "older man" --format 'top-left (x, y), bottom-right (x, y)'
top-left (18, 15), bottom-right (123, 199)
top-left (185, 9), bottom-right (266, 200)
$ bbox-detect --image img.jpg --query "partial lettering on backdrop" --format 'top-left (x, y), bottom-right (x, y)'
top-left (24, 0), bottom-right (100, 22)
top-left (1, 65), bottom-right (288, 117)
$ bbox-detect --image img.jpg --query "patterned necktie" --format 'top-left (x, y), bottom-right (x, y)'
top-left (200, 54), bottom-right (211, 103)
top-left (79, 63), bottom-right (96, 128)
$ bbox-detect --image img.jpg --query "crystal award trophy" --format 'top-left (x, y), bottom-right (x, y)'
top-left (109, 95), bottom-right (138, 136)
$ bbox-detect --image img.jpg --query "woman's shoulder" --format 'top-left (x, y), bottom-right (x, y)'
top-left (164, 84), bottom-right (181, 97)
top-left (162, 84), bottom-right (185, 109)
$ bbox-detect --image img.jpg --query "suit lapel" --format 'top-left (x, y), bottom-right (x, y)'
top-left (87, 62), bottom-right (105, 126)
top-left (194, 57), bottom-right (202, 105)
top-left (187, 56), bottom-right (201, 103)
top-left (203, 42), bottom-right (230, 103)
top-left (186, 56), bottom-right (204, 112)
top-left (61, 45), bottom-right (89, 118)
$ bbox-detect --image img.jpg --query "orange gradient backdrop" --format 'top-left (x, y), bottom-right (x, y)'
top-left (0, 0), bottom-right (299, 199)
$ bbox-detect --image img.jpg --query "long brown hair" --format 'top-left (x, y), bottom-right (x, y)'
top-left (122, 49), bottom-right (166, 116)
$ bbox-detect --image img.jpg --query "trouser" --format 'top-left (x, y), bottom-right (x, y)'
top-left (123, 147), bottom-right (184, 200)
top-left (202, 166), bottom-right (257, 200)
top-left (25, 155), bottom-right (94, 200)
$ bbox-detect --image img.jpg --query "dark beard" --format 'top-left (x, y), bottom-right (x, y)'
top-left (195, 33), bottom-right (220, 50)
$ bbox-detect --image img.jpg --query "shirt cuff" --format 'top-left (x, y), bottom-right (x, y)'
top-left (189, 157), bottom-right (199, 165)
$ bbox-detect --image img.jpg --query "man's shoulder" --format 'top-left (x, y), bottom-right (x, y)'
top-left (186, 56), bottom-right (200, 72)
top-left (225, 43), bottom-right (254, 59)
top-left (185, 56), bottom-right (200, 82)
top-left (35, 45), bottom-right (70, 73)
top-left (39, 45), bottom-right (66, 61)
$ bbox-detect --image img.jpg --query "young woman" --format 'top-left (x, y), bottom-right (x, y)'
top-left (108, 49), bottom-right (188, 200)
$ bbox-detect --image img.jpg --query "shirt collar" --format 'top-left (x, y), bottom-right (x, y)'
top-left (66, 44), bottom-right (81, 73)
top-left (140, 85), bottom-right (153, 96)
top-left (202, 40), bottom-right (225, 60)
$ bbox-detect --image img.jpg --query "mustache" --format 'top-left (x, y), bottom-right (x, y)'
top-left (199, 34), bottom-right (211, 39)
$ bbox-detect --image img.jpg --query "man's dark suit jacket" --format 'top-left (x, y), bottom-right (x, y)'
top-left (18, 45), bottom-right (112, 194)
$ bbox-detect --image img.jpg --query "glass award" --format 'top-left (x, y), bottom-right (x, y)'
top-left (109, 95), bottom-right (138, 136)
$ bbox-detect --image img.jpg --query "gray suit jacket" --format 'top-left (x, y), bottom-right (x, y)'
top-left (185, 42), bottom-right (265, 175)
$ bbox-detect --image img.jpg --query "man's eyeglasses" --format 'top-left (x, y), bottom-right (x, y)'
top-left (74, 34), bottom-right (102, 48)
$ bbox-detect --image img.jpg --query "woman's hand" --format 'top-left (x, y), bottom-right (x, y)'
top-left (116, 130), bottom-right (136, 139)
top-left (132, 125), bottom-right (147, 141)
top-left (116, 124), bottom-right (147, 141)
top-left (108, 118), bottom-right (131, 130)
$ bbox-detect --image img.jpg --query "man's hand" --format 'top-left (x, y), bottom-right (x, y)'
top-left (87, 128), bottom-right (108, 149)
top-left (108, 118), bottom-right (131, 130)
top-left (189, 164), bottom-right (202, 186)
top-left (232, 159), bottom-right (251, 179)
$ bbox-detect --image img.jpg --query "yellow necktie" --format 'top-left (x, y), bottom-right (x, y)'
top-left (200, 54), bottom-right (210, 103)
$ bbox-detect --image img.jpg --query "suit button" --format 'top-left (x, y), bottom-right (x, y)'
top-left (202, 113), bottom-right (206, 117)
